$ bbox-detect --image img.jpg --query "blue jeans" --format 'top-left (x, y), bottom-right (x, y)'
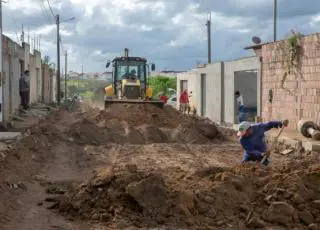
top-left (242, 154), bottom-right (269, 166)
top-left (238, 105), bottom-right (246, 122)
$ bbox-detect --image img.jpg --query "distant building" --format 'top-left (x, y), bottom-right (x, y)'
top-left (150, 70), bottom-right (185, 78)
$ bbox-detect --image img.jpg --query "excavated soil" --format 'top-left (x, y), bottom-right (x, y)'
top-left (0, 103), bottom-right (319, 230)
top-left (48, 159), bottom-right (320, 229)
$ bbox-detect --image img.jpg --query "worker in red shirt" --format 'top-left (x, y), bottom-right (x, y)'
top-left (159, 93), bottom-right (168, 104)
top-left (179, 89), bottom-right (189, 113)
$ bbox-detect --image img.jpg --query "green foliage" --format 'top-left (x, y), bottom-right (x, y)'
top-left (148, 75), bottom-right (176, 98)
top-left (62, 79), bottom-right (110, 99)
top-left (277, 30), bottom-right (302, 95)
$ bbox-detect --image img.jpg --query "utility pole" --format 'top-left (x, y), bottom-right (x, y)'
top-left (0, 0), bottom-right (3, 122)
top-left (33, 34), bottom-right (36, 50)
top-left (56, 14), bottom-right (61, 105)
top-left (65, 50), bottom-right (67, 99)
top-left (38, 35), bottom-right (41, 51)
top-left (206, 12), bottom-right (211, 64)
top-left (21, 24), bottom-right (24, 43)
top-left (27, 26), bottom-right (30, 44)
top-left (81, 65), bottom-right (83, 80)
top-left (273, 0), bottom-right (277, 42)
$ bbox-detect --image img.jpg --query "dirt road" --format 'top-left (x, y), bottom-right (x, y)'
top-left (0, 104), bottom-right (319, 229)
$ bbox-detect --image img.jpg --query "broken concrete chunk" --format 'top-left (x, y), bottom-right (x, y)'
top-left (281, 149), bottom-right (294, 155)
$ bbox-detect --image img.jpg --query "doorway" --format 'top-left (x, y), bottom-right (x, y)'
top-left (180, 80), bottom-right (188, 93)
top-left (234, 70), bottom-right (258, 123)
top-left (200, 73), bottom-right (206, 116)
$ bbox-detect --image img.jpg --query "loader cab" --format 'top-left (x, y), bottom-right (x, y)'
top-left (105, 48), bottom-right (156, 100)
top-left (113, 57), bottom-right (147, 82)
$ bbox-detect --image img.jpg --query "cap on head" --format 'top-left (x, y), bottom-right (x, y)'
top-left (235, 91), bottom-right (240, 96)
top-left (237, 121), bottom-right (250, 137)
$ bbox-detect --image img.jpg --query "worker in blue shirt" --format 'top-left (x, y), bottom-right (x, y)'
top-left (237, 120), bottom-right (289, 166)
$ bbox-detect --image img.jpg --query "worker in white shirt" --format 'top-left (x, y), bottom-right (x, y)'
top-left (235, 91), bottom-right (246, 122)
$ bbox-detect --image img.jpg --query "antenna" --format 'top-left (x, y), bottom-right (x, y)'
top-left (252, 36), bottom-right (262, 45)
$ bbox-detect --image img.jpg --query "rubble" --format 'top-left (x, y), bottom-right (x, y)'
top-left (0, 102), bottom-right (319, 229)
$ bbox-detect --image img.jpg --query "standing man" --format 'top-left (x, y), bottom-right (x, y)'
top-left (237, 119), bottom-right (289, 166)
top-left (19, 70), bottom-right (30, 110)
top-left (179, 89), bottom-right (189, 114)
top-left (235, 91), bottom-right (246, 122)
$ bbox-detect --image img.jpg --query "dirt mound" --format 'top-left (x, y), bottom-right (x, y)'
top-left (136, 124), bottom-right (169, 143)
top-left (46, 159), bottom-right (320, 229)
top-left (102, 103), bottom-right (185, 128)
top-left (171, 120), bottom-right (220, 144)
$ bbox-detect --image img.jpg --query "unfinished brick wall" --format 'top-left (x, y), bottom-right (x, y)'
top-left (261, 33), bottom-right (320, 130)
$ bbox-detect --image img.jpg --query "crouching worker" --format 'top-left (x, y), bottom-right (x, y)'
top-left (237, 119), bottom-right (289, 166)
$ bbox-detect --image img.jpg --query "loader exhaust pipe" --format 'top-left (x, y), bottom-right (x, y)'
top-left (124, 48), bottom-right (129, 57)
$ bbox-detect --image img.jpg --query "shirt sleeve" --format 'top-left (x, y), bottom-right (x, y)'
top-left (240, 138), bottom-right (262, 156)
top-left (239, 95), bottom-right (244, 105)
top-left (257, 121), bottom-right (282, 132)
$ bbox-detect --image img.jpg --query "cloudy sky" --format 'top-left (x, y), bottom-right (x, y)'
top-left (3, 0), bottom-right (320, 73)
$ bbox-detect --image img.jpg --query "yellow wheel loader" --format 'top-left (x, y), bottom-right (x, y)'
top-left (104, 48), bottom-right (164, 108)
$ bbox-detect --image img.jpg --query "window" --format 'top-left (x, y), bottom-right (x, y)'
top-left (116, 61), bottom-right (146, 81)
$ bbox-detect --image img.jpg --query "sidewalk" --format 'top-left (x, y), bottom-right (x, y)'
top-left (266, 129), bottom-right (320, 152)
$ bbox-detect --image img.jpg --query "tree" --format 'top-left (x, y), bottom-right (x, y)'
top-left (148, 76), bottom-right (176, 98)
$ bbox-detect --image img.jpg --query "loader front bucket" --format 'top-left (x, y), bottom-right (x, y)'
top-left (104, 99), bottom-right (164, 109)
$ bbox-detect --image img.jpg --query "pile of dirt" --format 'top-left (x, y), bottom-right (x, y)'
top-left (35, 104), bottom-right (224, 145)
top-left (46, 158), bottom-right (320, 229)
top-left (99, 104), bottom-right (186, 128)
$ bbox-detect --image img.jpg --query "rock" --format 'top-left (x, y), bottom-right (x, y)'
top-left (308, 223), bottom-right (318, 230)
top-left (266, 201), bottom-right (295, 225)
top-left (126, 175), bottom-right (168, 215)
top-left (90, 167), bottom-right (114, 187)
top-left (292, 193), bottom-right (305, 204)
top-left (300, 210), bottom-right (314, 225)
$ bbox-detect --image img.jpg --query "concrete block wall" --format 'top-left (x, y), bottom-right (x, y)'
top-left (29, 50), bottom-right (42, 103)
top-left (177, 56), bottom-right (260, 125)
top-left (261, 33), bottom-right (320, 130)
top-left (42, 64), bottom-right (55, 104)
top-left (224, 57), bottom-right (261, 124)
top-left (176, 71), bottom-right (199, 110)
top-left (1, 35), bottom-right (54, 123)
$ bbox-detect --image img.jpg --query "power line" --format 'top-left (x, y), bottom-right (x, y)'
top-left (40, 0), bottom-right (54, 24)
top-left (45, 0), bottom-right (55, 18)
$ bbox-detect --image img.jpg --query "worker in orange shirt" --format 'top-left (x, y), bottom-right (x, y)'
top-left (179, 89), bottom-right (189, 114)
top-left (159, 93), bottom-right (168, 104)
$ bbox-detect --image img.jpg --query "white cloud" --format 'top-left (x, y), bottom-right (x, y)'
top-left (309, 13), bottom-right (320, 27)
top-left (2, 0), bottom-right (320, 72)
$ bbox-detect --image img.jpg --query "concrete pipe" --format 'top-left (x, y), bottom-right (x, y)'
top-left (297, 120), bottom-right (320, 140)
